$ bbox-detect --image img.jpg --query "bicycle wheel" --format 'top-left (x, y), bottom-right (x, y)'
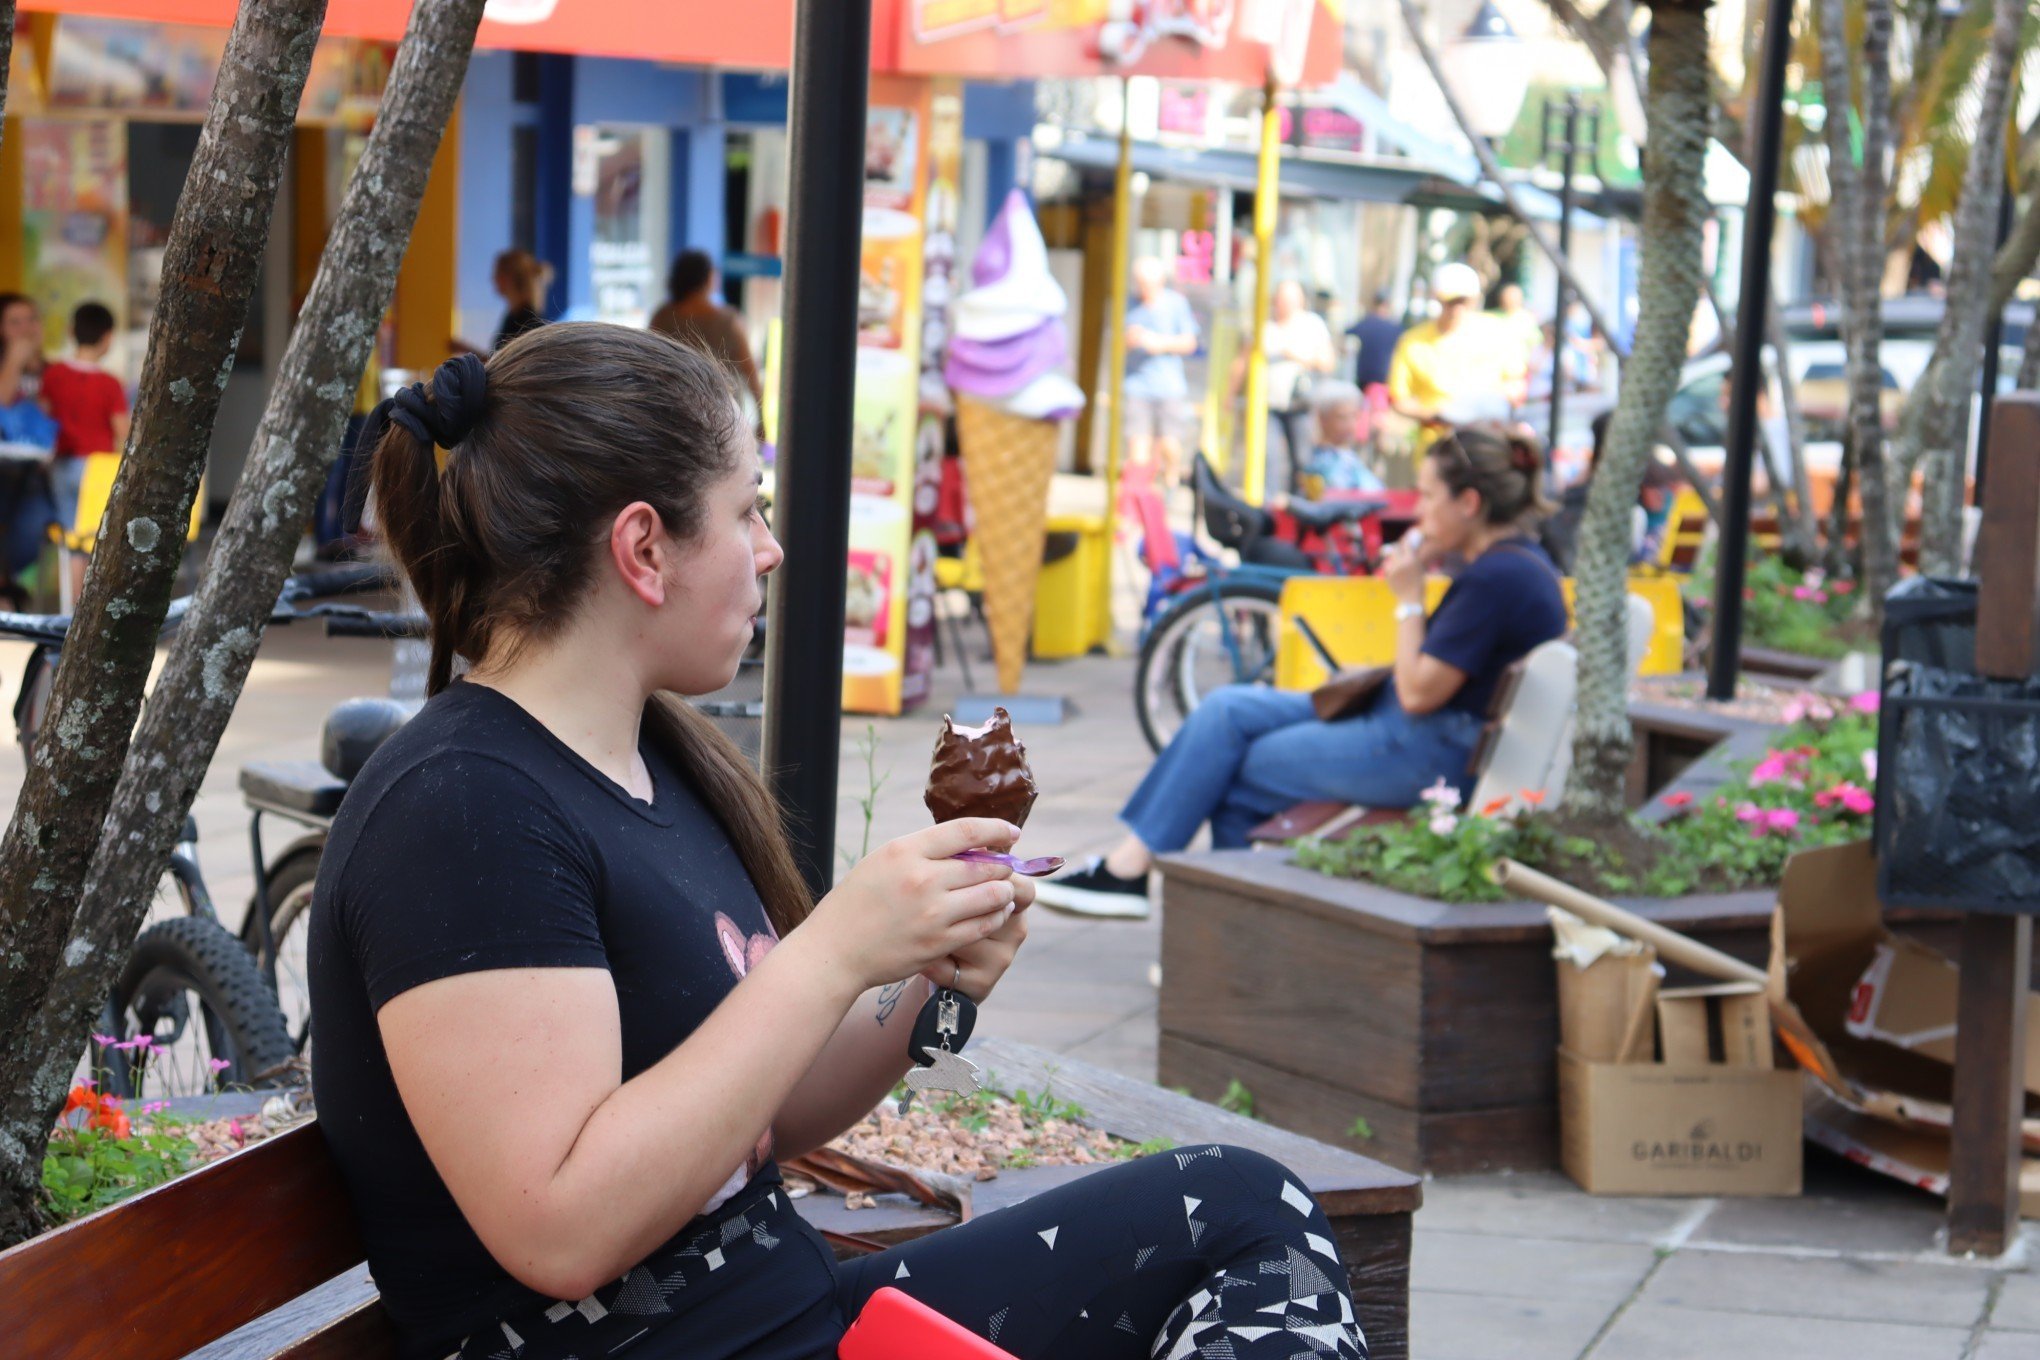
top-left (1134, 579), bottom-right (1286, 754)
top-left (98, 916), bottom-right (295, 1102)
top-left (241, 846), bottom-right (320, 1057)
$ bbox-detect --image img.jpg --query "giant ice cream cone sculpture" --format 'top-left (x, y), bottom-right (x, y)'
top-left (944, 190), bottom-right (1086, 695)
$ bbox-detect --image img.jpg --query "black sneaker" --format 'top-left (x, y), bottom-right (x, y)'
top-left (1034, 857), bottom-right (1152, 919)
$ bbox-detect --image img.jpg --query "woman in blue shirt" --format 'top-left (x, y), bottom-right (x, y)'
top-left (1039, 423), bottom-right (1568, 918)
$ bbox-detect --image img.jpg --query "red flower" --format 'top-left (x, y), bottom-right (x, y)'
top-left (1664, 791), bottom-right (1694, 809)
top-left (1521, 789), bottom-right (1547, 806)
top-left (1481, 796), bottom-right (1511, 817)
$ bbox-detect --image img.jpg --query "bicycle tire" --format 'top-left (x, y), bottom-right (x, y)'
top-left (99, 916), bottom-right (296, 1101)
top-left (241, 845), bottom-right (321, 1056)
top-left (1134, 579), bottom-right (1286, 754)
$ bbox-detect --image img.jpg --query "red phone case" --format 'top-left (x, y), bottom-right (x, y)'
top-left (837, 1286), bottom-right (1018, 1360)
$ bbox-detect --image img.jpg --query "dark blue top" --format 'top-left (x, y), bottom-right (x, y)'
top-left (1347, 313), bottom-right (1404, 390)
top-left (1421, 539), bottom-right (1569, 716)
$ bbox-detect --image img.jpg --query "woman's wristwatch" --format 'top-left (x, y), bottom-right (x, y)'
top-left (1393, 602), bottom-right (1425, 622)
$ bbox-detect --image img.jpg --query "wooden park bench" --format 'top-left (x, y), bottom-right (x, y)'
top-left (0, 1039), bottom-right (1421, 1360)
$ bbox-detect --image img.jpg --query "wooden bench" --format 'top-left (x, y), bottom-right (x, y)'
top-left (0, 1039), bottom-right (1421, 1360)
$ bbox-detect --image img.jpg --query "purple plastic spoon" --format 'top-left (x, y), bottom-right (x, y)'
top-left (952, 848), bottom-right (1066, 877)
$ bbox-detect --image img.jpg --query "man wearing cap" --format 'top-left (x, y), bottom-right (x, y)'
top-left (1387, 262), bottom-right (1526, 442)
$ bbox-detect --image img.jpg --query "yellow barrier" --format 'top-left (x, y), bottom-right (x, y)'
top-left (1273, 572), bottom-right (1685, 690)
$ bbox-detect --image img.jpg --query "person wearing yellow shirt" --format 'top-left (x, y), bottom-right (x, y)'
top-left (1388, 263), bottom-right (1525, 443)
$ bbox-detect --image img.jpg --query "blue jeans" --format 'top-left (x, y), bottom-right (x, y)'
top-left (1122, 684), bottom-right (1486, 852)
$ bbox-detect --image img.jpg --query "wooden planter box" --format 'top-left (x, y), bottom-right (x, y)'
top-left (1156, 850), bottom-right (1989, 1179)
top-left (1625, 698), bottom-right (1779, 808)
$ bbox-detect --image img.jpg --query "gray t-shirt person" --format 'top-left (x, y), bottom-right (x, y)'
top-left (1124, 289), bottom-right (1200, 401)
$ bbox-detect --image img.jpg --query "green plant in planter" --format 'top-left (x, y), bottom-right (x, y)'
top-left (41, 1085), bottom-right (198, 1225)
top-left (1686, 550), bottom-right (1867, 659)
top-left (1295, 703), bottom-right (1882, 903)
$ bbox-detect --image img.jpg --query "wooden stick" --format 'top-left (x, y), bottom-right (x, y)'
top-left (1497, 860), bottom-right (1767, 986)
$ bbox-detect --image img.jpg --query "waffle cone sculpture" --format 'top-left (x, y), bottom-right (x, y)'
top-left (955, 395), bottom-right (1058, 696)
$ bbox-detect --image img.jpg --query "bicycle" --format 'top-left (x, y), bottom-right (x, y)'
top-left (1129, 454), bottom-right (1406, 753)
top-left (2, 565), bottom-right (415, 1101)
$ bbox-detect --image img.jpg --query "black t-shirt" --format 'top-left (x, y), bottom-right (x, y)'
top-left (1421, 539), bottom-right (1569, 716)
top-left (308, 682), bottom-right (781, 1359)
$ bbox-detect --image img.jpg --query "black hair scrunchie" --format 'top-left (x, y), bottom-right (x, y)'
top-left (362, 352), bottom-right (488, 454)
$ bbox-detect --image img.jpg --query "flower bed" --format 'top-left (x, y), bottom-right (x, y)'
top-left (1294, 694), bottom-right (1881, 902)
top-left (1686, 552), bottom-right (1875, 660)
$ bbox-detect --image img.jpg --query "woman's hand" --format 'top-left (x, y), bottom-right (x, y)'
top-left (1382, 536), bottom-right (1425, 605)
top-left (926, 874), bottom-right (1033, 1003)
top-left (805, 818), bottom-right (1022, 995)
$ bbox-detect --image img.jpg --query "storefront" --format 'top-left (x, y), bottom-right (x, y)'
top-left (0, 12), bottom-right (389, 504)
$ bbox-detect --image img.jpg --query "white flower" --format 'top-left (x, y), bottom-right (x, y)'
top-left (1429, 813), bottom-right (1460, 837)
top-left (1862, 749), bottom-right (1878, 782)
top-left (1420, 778), bottom-right (1458, 808)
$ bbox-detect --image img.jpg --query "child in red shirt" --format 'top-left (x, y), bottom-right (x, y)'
top-left (41, 302), bottom-right (129, 594)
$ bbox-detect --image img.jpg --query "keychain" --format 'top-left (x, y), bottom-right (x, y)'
top-left (899, 980), bottom-right (980, 1112)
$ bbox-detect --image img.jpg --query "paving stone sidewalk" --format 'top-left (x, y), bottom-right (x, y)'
top-left (4, 618), bottom-right (2034, 1359)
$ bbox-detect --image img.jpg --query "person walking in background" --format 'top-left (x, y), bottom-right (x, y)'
top-left (0, 293), bottom-right (46, 405)
top-left (651, 249), bottom-right (765, 416)
top-left (1121, 256), bottom-right (1199, 488)
top-left (1490, 282), bottom-right (1543, 372)
top-left (1232, 279), bottom-right (1336, 497)
top-left (1346, 288), bottom-right (1403, 397)
top-left (1388, 263), bottom-right (1524, 442)
top-left (489, 249), bottom-right (551, 352)
top-left (41, 302), bottom-right (130, 599)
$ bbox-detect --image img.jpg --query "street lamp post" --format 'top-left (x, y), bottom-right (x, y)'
top-left (1539, 92), bottom-right (1600, 458)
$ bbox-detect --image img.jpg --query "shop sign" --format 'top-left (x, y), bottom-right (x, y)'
top-left (48, 17), bottom-right (386, 127)
top-left (898, 0), bottom-right (1340, 86)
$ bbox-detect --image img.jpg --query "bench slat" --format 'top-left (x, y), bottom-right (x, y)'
top-left (0, 1122), bottom-right (366, 1360)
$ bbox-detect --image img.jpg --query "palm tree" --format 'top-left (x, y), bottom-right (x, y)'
top-left (1567, 0), bottom-right (1716, 821)
top-left (1891, 0), bottom-right (2026, 574)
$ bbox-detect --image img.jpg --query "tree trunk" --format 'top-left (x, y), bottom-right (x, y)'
top-left (0, 0), bottom-right (488, 1249)
top-left (1566, 0), bottom-right (1714, 821)
top-left (1818, 0), bottom-right (1898, 615)
top-left (1762, 294), bottom-right (1820, 564)
top-left (0, 0), bottom-right (329, 1247)
top-left (1892, 0), bottom-right (2025, 575)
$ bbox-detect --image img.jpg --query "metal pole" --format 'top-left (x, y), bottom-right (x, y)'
top-left (1546, 94), bottom-right (1580, 459)
top-left (1243, 66), bottom-right (1280, 505)
top-left (1975, 173), bottom-right (2015, 507)
top-left (763, 0), bottom-right (872, 897)
top-left (1100, 79), bottom-right (1133, 633)
top-left (1707, 0), bottom-right (1793, 701)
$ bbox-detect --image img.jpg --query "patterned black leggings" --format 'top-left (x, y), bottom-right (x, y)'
top-left (458, 1145), bottom-right (1366, 1360)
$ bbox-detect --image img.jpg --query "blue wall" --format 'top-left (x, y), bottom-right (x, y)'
top-left (458, 53), bottom-right (726, 332)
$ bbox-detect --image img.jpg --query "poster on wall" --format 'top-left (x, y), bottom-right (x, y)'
top-left (843, 76), bottom-right (934, 716)
top-left (21, 120), bottom-right (127, 358)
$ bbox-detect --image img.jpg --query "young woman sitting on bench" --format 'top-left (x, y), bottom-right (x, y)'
top-left (308, 325), bottom-right (1368, 1360)
top-left (1038, 423), bottom-right (1568, 920)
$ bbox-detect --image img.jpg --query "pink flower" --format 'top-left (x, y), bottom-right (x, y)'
top-left (1782, 694), bottom-right (1835, 725)
top-left (1792, 585), bottom-right (1818, 601)
top-left (1419, 778), bottom-right (1459, 809)
top-left (1862, 750), bottom-right (1878, 782)
top-left (1817, 782), bottom-right (1875, 816)
top-left (140, 1101), bottom-right (170, 1116)
top-left (1735, 802), bottom-right (1763, 825)
top-left (1765, 808), bottom-right (1800, 834)
top-left (1428, 813), bottom-right (1460, 837)
top-left (116, 1034), bottom-right (156, 1052)
top-left (91, 1033), bottom-right (120, 1049)
top-left (1850, 691), bottom-right (1880, 714)
top-left (207, 1058), bottom-right (232, 1076)
top-left (228, 1119), bottom-right (245, 1147)
top-left (1664, 791), bottom-right (1694, 809)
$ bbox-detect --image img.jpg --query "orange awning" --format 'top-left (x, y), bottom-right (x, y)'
top-left (20, 0), bottom-right (1341, 83)
top-left (18, 0), bottom-right (801, 70)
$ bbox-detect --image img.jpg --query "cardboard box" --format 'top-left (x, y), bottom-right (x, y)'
top-left (1844, 939), bottom-right (2040, 1095)
top-left (1558, 1048), bottom-right (1804, 1196)
top-left (1660, 983), bottom-right (1774, 1070)
top-left (1551, 908), bottom-right (1659, 1064)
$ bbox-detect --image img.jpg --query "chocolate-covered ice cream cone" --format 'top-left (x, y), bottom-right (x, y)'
top-left (955, 394), bottom-right (1058, 696)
